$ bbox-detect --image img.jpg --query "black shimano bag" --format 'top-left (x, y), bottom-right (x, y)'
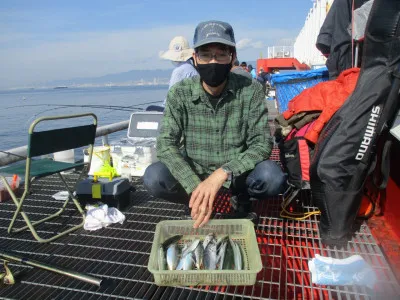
top-left (310, 0), bottom-right (400, 244)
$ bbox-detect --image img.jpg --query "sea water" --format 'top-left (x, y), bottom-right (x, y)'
top-left (0, 86), bottom-right (168, 152)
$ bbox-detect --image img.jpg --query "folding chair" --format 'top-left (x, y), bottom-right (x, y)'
top-left (0, 113), bottom-right (97, 243)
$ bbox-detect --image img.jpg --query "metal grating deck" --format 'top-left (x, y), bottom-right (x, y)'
top-left (0, 174), bottom-right (399, 300)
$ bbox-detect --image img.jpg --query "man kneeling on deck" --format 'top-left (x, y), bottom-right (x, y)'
top-left (144, 20), bottom-right (286, 228)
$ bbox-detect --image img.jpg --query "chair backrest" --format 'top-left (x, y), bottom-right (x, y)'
top-left (27, 114), bottom-right (97, 158)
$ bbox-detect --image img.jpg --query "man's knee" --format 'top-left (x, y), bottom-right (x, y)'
top-left (143, 161), bottom-right (189, 203)
top-left (247, 160), bottom-right (286, 196)
top-left (143, 162), bottom-right (165, 196)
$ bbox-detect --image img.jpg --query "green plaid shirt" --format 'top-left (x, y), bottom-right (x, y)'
top-left (157, 73), bottom-right (272, 194)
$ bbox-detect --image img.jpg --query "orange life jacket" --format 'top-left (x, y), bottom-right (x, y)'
top-left (282, 67), bottom-right (360, 143)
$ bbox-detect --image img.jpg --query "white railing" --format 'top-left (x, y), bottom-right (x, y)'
top-left (267, 46), bottom-right (294, 59)
top-left (294, 0), bottom-right (335, 67)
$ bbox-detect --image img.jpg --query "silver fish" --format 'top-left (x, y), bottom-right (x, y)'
top-left (223, 239), bottom-right (234, 270)
top-left (176, 246), bottom-right (195, 271)
top-left (203, 233), bottom-right (215, 249)
top-left (176, 245), bottom-right (186, 270)
top-left (216, 235), bottom-right (228, 247)
top-left (158, 246), bottom-right (166, 270)
top-left (166, 243), bottom-right (179, 270)
top-left (185, 252), bottom-right (195, 270)
top-left (217, 240), bottom-right (228, 270)
top-left (230, 239), bottom-right (243, 271)
top-left (181, 239), bottom-right (200, 258)
top-left (194, 242), bottom-right (204, 270)
top-left (216, 235), bottom-right (229, 267)
top-left (204, 239), bottom-right (218, 270)
top-left (162, 234), bottom-right (183, 250)
top-left (182, 252), bottom-right (195, 270)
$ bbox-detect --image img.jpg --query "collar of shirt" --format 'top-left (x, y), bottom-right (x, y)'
top-left (190, 73), bottom-right (236, 103)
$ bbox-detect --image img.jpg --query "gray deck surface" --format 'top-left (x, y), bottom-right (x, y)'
top-left (0, 171), bottom-right (399, 300)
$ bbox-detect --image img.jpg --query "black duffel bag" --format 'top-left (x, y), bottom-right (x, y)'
top-left (310, 0), bottom-right (400, 244)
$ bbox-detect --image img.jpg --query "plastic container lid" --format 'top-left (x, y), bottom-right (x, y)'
top-left (127, 112), bottom-right (163, 139)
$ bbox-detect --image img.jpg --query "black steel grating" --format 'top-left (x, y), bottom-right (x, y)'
top-left (0, 175), bottom-right (399, 299)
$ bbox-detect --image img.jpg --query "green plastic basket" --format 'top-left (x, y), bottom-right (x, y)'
top-left (148, 219), bottom-right (262, 286)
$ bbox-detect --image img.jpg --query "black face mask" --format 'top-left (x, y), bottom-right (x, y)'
top-left (196, 63), bottom-right (231, 87)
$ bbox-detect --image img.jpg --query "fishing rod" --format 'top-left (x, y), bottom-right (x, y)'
top-left (0, 249), bottom-right (103, 287)
top-left (0, 151), bottom-right (26, 159)
top-left (4, 100), bottom-right (164, 111)
top-left (23, 105), bottom-right (146, 128)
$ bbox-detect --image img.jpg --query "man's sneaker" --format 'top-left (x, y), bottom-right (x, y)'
top-left (230, 194), bottom-right (252, 211)
top-left (229, 194), bottom-right (258, 224)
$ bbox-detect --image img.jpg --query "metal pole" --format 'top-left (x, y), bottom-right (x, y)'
top-left (354, 43), bottom-right (359, 67)
top-left (102, 135), bottom-right (109, 146)
top-left (0, 249), bottom-right (103, 287)
top-left (95, 120), bottom-right (129, 138)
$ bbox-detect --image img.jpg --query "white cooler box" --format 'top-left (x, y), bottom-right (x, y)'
top-left (111, 112), bottom-right (163, 177)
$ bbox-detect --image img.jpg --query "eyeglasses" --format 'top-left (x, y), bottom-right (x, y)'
top-left (196, 52), bottom-right (232, 63)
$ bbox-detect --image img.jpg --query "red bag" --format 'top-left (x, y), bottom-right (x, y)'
top-left (279, 122), bottom-right (315, 189)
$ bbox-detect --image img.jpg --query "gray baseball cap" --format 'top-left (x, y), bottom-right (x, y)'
top-left (193, 20), bottom-right (236, 49)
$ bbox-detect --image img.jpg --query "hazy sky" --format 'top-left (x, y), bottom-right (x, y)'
top-left (0, 0), bottom-right (313, 88)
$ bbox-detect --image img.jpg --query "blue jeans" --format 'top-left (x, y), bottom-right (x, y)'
top-left (143, 160), bottom-right (286, 205)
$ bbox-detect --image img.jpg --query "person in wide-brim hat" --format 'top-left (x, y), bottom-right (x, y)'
top-left (160, 36), bottom-right (194, 62)
top-left (145, 35), bottom-right (198, 112)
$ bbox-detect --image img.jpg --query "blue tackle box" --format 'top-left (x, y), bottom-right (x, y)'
top-left (76, 177), bottom-right (134, 210)
top-left (271, 67), bottom-right (329, 113)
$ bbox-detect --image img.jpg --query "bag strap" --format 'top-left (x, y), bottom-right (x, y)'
top-left (374, 138), bottom-right (392, 189)
top-left (357, 188), bottom-right (376, 220)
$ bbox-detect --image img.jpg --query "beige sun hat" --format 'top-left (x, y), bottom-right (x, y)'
top-left (161, 36), bottom-right (194, 62)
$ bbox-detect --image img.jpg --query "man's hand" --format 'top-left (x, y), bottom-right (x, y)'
top-left (189, 168), bottom-right (228, 228)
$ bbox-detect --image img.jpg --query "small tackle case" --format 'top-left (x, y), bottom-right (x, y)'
top-left (76, 177), bottom-right (133, 210)
top-left (111, 111), bottom-right (163, 177)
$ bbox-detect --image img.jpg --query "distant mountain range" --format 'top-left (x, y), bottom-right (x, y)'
top-left (45, 60), bottom-right (258, 87)
top-left (46, 69), bottom-right (174, 86)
